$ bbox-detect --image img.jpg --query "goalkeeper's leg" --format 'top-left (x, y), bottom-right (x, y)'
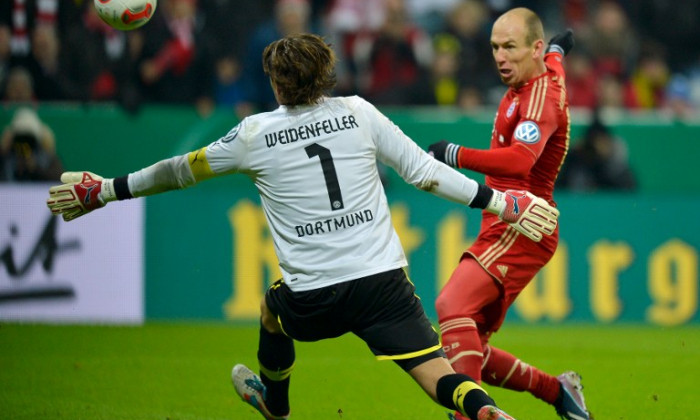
top-left (256, 320), bottom-right (294, 417)
top-left (232, 299), bottom-right (294, 419)
top-left (252, 297), bottom-right (295, 418)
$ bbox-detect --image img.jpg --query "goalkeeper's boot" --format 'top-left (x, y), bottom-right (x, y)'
top-left (447, 406), bottom-right (515, 420)
top-left (476, 405), bottom-right (516, 420)
top-left (554, 371), bottom-right (590, 420)
top-left (232, 364), bottom-right (290, 420)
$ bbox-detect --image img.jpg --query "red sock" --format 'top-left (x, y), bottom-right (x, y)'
top-left (481, 345), bottom-right (560, 404)
top-left (439, 317), bottom-right (484, 383)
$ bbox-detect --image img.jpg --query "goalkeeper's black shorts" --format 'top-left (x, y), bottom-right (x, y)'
top-left (265, 268), bottom-right (445, 371)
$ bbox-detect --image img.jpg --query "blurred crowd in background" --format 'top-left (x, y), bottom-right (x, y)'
top-left (1, 0), bottom-right (700, 117)
top-left (3, 0), bottom-right (697, 188)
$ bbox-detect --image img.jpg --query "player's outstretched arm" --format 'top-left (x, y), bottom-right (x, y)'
top-left (47, 149), bottom-right (215, 222)
top-left (393, 137), bottom-right (557, 242)
top-left (418, 166), bottom-right (559, 243)
top-left (484, 189), bottom-right (559, 242)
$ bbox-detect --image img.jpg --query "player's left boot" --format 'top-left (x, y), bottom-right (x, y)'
top-left (447, 406), bottom-right (516, 420)
top-left (232, 364), bottom-right (290, 420)
top-left (554, 371), bottom-right (591, 420)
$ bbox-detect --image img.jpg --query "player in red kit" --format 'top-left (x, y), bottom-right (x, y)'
top-left (428, 8), bottom-right (590, 420)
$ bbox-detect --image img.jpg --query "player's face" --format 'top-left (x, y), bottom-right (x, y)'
top-left (490, 19), bottom-right (539, 88)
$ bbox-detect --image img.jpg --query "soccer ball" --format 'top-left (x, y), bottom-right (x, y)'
top-left (94, 0), bottom-right (157, 31)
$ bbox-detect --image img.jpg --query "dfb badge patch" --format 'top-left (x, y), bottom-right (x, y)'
top-left (514, 121), bottom-right (541, 144)
top-left (222, 124), bottom-right (241, 143)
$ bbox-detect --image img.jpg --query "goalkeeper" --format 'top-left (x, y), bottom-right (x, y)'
top-left (428, 8), bottom-right (591, 420)
top-left (47, 34), bottom-right (559, 420)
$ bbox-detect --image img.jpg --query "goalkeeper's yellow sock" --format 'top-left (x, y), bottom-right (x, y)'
top-left (436, 373), bottom-right (495, 420)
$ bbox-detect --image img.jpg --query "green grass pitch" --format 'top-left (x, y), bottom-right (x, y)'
top-left (1, 322), bottom-right (697, 419)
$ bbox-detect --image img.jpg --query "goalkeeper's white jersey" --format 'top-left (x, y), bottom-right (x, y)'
top-left (203, 96), bottom-right (477, 291)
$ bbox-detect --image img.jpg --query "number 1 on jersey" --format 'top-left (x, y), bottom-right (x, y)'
top-left (305, 143), bottom-right (344, 211)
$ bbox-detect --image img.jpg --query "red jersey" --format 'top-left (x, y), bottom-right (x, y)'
top-left (457, 53), bottom-right (570, 203)
top-left (455, 53), bottom-right (569, 314)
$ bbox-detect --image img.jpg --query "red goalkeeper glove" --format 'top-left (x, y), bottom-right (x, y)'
top-left (486, 189), bottom-right (559, 242)
top-left (47, 171), bottom-right (117, 221)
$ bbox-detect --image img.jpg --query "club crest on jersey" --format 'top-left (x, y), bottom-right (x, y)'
top-left (506, 100), bottom-right (517, 118)
top-left (514, 121), bottom-right (541, 144)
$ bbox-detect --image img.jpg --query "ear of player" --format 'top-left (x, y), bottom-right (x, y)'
top-left (487, 189), bottom-right (559, 242)
top-left (47, 171), bottom-right (115, 221)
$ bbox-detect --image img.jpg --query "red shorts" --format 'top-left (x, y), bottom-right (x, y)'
top-left (461, 212), bottom-right (559, 332)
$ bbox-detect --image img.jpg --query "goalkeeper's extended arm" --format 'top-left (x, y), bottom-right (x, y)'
top-left (405, 155), bottom-right (558, 242)
top-left (46, 172), bottom-right (129, 222)
top-left (46, 152), bottom-right (208, 221)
